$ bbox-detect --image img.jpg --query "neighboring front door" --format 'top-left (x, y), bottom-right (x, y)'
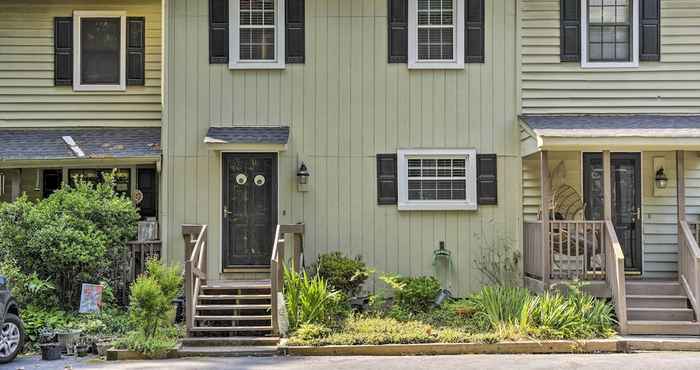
top-left (584, 153), bottom-right (642, 273)
top-left (222, 153), bottom-right (277, 268)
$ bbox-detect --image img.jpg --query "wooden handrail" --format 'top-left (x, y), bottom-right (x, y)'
top-left (603, 220), bottom-right (627, 334)
top-left (679, 220), bottom-right (700, 320)
top-left (269, 224), bottom-right (305, 335)
top-left (182, 224), bottom-right (208, 335)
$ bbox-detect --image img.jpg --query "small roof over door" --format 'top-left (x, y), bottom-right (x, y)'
top-left (204, 126), bottom-right (289, 151)
top-left (520, 115), bottom-right (700, 152)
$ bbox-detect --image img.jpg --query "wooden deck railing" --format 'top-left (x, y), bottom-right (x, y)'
top-left (603, 220), bottom-right (627, 335)
top-left (270, 224), bottom-right (304, 335)
top-left (182, 224), bottom-right (208, 335)
top-left (679, 220), bottom-right (700, 321)
top-left (125, 240), bottom-right (162, 283)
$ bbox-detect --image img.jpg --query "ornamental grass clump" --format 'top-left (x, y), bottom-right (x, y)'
top-left (284, 266), bottom-right (343, 330)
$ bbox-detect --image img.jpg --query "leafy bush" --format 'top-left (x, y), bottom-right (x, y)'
top-left (381, 275), bottom-right (441, 312)
top-left (129, 260), bottom-right (182, 339)
top-left (113, 326), bottom-right (181, 359)
top-left (20, 306), bottom-right (75, 344)
top-left (0, 258), bottom-right (57, 308)
top-left (284, 267), bottom-right (343, 330)
top-left (0, 178), bottom-right (139, 309)
top-left (312, 252), bottom-right (370, 297)
top-left (469, 285), bottom-right (532, 330)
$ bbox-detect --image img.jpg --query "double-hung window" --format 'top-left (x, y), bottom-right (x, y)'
top-left (408, 0), bottom-right (465, 69)
top-left (398, 149), bottom-right (477, 210)
top-left (230, 0), bottom-right (286, 69)
top-left (73, 11), bottom-right (127, 91)
top-left (581, 0), bottom-right (639, 68)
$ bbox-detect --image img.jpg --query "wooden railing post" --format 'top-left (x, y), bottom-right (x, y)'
top-left (184, 259), bottom-right (193, 333)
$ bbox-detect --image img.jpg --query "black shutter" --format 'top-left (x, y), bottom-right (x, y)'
top-left (126, 17), bottom-right (146, 86)
top-left (377, 154), bottom-right (398, 205)
top-left (476, 154), bottom-right (497, 205)
top-left (640, 0), bottom-right (660, 61)
top-left (209, 0), bottom-right (229, 64)
top-left (388, 0), bottom-right (408, 63)
top-left (560, 0), bottom-right (580, 62)
top-left (465, 0), bottom-right (484, 63)
top-left (286, 0), bottom-right (305, 63)
top-left (54, 17), bottom-right (73, 86)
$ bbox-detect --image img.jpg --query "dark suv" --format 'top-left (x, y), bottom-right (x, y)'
top-left (0, 276), bottom-right (23, 364)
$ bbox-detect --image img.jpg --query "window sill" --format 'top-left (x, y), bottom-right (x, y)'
top-left (229, 62), bottom-right (286, 70)
top-left (398, 201), bottom-right (477, 211)
top-left (408, 62), bottom-right (465, 70)
top-left (73, 84), bottom-right (126, 92)
top-left (580, 61), bottom-right (640, 69)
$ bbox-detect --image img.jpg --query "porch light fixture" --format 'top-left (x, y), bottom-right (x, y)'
top-left (297, 162), bottom-right (310, 192)
top-left (655, 167), bottom-right (668, 189)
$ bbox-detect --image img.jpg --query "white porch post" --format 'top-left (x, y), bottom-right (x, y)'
top-left (540, 150), bottom-right (551, 286)
top-left (603, 151), bottom-right (612, 222)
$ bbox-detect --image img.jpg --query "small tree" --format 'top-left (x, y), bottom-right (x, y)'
top-left (129, 259), bottom-right (182, 338)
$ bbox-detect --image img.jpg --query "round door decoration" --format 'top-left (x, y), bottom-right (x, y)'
top-left (254, 175), bottom-right (266, 186)
top-left (236, 173), bottom-right (248, 185)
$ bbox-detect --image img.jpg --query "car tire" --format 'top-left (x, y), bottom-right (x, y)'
top-left (0, 313), bottom-right (24, 364)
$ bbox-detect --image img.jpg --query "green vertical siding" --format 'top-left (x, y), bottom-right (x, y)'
top-left (164, 0), bottom-right (521, 296)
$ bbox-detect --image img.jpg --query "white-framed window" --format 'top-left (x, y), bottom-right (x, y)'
top-left (73, 11), bottom-right (127, 91)
top-left (408, 0), bottom-right (465, 69)
top-left (581, 0), bottom-right (639, 68)
top-left (398, 149), bottom-right (477, 211)
top-left (230, 0), bottom-right (286, 69)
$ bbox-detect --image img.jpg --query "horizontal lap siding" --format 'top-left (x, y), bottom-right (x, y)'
top-left (0, 0), bottom-right (162, 127)
top-left (164, 0), bottom-right (521, 296)
top-left (520, 0), bottom-right (700, 114)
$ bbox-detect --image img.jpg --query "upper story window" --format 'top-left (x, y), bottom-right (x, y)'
top-left (408, 0), bottom-right (465, 69)
top-left (581, 0), bottom-right (639, 68)
top-left (398, 149), bottom-right (477, 210)
top-left (230, 0), bottom-right (286, 69)
top-left (73, 11), bottom-right (127, 91)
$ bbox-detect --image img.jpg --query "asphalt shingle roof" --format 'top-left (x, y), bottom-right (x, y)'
top-left (520, 115), bottom-right (700, 137)
top-left (204, 126), bottom-right (290, 144)
top-left (0, 128), bottom-right (161, 161)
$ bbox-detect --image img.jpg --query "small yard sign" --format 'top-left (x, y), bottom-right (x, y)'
top-left (79, 283), bottom-right (104, 313)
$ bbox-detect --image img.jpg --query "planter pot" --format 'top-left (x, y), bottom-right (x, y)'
top-left (56, 330), bottom-right (82, 354)
top-left (95, 341), bottom-right (114, 356)
top-left (40, 343), bottom-right (62, 361)
top-left (76, 345), bottom-right (90, 357)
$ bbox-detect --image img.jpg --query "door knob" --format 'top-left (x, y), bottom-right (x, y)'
top-left (223, 206), bottom-right (232, 218)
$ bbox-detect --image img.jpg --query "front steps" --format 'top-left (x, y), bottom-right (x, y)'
top-left (179, 279), bottom-right (280, 357)
top-left (625, 280), bottom-right (700, 335)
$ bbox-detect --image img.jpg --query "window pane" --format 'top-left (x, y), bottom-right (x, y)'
top-left (416, 0), bottom-right (454, 61)
top-left (405, 156), bottom-right (467, 201)
top-left (587, 0), bottom-right (630, 62)
top-left (81, 18), bottom-right (120, 85)
top-left (239, 0), bottom-right (276, 61)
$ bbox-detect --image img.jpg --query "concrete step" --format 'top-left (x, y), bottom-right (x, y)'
top-left (625, 281), bottom-right (683, 296)
top-left (627, 320), bottom-right (700, 335)
top-left (180, 336), bottom-right (280, 347)
top-left (626, 295), bottom-right (690, 309)
top-left (627, 307), bottom-right (695, 321)
top-left (198, 294), bottom-right (271, 301)
top-left (194, 315), bottom-right (272, 321)
top-left (196, 304), bottom-right (271, 310)
top-left (177, 345), bottom-right (279, 357)
top-left (190, 326), bottom-right (273, 332)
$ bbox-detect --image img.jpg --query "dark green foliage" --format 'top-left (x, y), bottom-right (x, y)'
top-left (382, 275), bottom-right (441, 312)
top-left (312, 252), bottom-right (370, 297)
top-left (283, 267), bottom-right (345, 330)
top-left (128, 260), bottom-right (182, 339)
top-left (0, 178), bottom-right (139, 309)
top-left (113, 326), bottom-right (181, 359)
top-left (0, 258), bottom-right (58, 308)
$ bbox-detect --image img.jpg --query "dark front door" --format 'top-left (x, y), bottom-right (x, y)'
top-left (584, 153), bottom-right (642, 272)
top-left (222, 153), bottom-right (277, 267)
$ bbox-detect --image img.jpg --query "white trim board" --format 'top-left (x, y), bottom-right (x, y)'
top-left (407, 0), bottom-right (465, 69)
top-left (72, 11), bottom-right (127, 91)
top-left (580, 0), bottom-right (639, 69)
top-left (229, 0), bottom-right (286, 70)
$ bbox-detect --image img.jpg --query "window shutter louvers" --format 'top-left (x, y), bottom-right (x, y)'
top-left (209, 0), bottom-right (229, 64)
top-left (388, 0), bottom-right (408, 63)
top-left (377, 154), bottom-right (398, 205)
top-left (465, 0), bottom-right (485, 63)
top-left (476, 154), bottom-right (497, 205)
top-left (640, 0), bottom-right (660, 61)
top-left (54, 17), bottom-right (73, 86)
top-left (560, 0), bottom-right (581, 62)
top-left (126, 17), bottom-right (146, 86)
top-left (286, 0), bottom-right (305, 63)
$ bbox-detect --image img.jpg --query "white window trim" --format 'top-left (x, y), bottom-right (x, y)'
top-left (229, 0), bottom-right (286, 70)
top-left (408, 0), bottom-right (465, 69)
top-left (580, 0), bottom-right (639, 69)
top-left (73, 11), bottom-right (127, 91)
top-left (397, 149), bottom-right (477, 211)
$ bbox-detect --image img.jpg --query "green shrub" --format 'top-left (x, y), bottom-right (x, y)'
top-left (113, 326), bottom-right (181, 359)
top-left (381, 275), bottom-right (441, 312)
top-left (469, 286), bottom-right (532, 330)
top-left (312, 252), bottom-right (370, 297)
top-left (20, 306), bottom-right (75, 344)
top-left (0, 178), bottom-right (139, 309)
top-left (293, 323), bottom-right (332, 341)
top-left (0, 258), bottom-right (57, 308)
top-left (128, 260), bottom-right (182, 339)
top-left (284, 267), bottom-right (343, 330)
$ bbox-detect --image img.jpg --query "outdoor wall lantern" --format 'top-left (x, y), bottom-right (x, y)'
top-left (297, 162), bottom-right (310, 192)
top-left (655, 167), bottom-right (668, 189)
